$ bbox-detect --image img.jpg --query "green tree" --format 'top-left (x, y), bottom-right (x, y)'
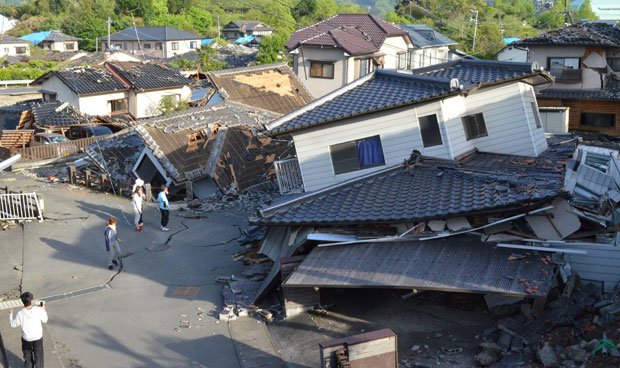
top-left (188, 7), bottom-right (212, 35)
top-left (337, 1), bottom-right (366, 14)
top-left (62, 0), bottom-right (115, 51)
top-left (196, 46), bottom-right (226, 71)
top-left (576, 0), bottom-right (598, 21)
top-left (167, 0), bottom-right (191, 15)
top-left (535, 0), bottom-right (567, 29)
top-left (256, 31), bottom-right (287, 64)
top-left (292, 0), bottom-right (316, 21)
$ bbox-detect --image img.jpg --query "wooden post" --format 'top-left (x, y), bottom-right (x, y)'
top-left (68, 165), bottom-right (76, 184)
top-left (185, 181), bottom-right (194, 200)
top-left (85, 170), bottom-right (91, 187)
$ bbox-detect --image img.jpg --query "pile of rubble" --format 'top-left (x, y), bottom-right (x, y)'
top-left (213, 44), bottom-right (258, 68)
top-left (180, 184), bottom-right (278, 217)
top-left (477, 275), bottom-right (620, 367)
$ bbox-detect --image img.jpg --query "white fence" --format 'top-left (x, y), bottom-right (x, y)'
top-left (0, 192), bottom-right (43, 221)
top-left (274, 158), bottom-right (304, 194)
top-left (0, 80), bottom-right (35, 88)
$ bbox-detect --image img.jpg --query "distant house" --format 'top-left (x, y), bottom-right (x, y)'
top-left (0, 35), bottom-right (30, 57)
top-left (398, 24), bottom-right (457, 69)
top-left (207, 62), bottom-right (314, 115)
top-left (0, 14), bottom-right (17, 34)
top-left (21, 30), bottom-right (81, 52)
top-left (500, 22), bottom-right (620, 135)
top-left (100, 26), bottom-right (202, 59)
top-left (286, 14), bottom-right (413, 98)
top-left (32, 62), bottom-right (191, 119)
top-left (267, 59), bottom-right (553, 192)
top-left (221, 21), bottom-right (274, 41)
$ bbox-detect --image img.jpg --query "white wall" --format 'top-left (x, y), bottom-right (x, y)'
top-left (102, 39), bottom-right (200, 58)
top-left (526, 45), bottom-right (604, 89)
top-left (496, 46), bottom-right (528, 63)
top-left (0, 42), bottom-right (30, 57)
top-left (134, 86), bottom-right (191, 118)
top-left (292, 81), bottom-right (548, 192)
top-left (410, 46), bottom-right (450, 69)
top-left (539, 107), bottom-right (569, 133)
top-left (79, 91), bottom-right (129, 116)
top-left (41, 77), bottom-right (81, 110)
top-left (380, 36), bottom-right (410, 70)
top-left (294, 47), bottom-right (347, 98)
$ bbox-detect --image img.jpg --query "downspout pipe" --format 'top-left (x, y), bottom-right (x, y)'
top-left (0, 154), bottom-right (22, 171)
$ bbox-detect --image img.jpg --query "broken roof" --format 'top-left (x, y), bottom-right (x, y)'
top-left (85, 129), bottom-right (144, 181)
top-left (268, 62), bottom-right (552, 135)
top-left (106, 26), bottom-right (202, 42)
top-left (32, 61), bottom-right (189, 95)
top-left (134, 102), bottom-right (278, 183)
top-left (20, 30), bottom-right (81, 44)
top-left (284, 237), bottom-right (554, 297)
top-left (30, 101), bottom-right (91, 127)
top-left (538, 75), bottom-right (620, 101)
top-left (0, 35), bottom-right (30, 44)
top-left (207, 63), bottom-right (314, 115)
top-left (286, 14), bottom-right (409, 55)
top-left (398, 24), bottom-right (457, 48)
top-left (256, 139), bottom-right (576, 226)
top-left (514, 22), bottom-right (620, 47)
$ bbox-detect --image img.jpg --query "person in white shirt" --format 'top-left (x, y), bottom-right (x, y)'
top-left (132, 186), bottom-right (145, 232)
top-left (9, 291), bottom-right (48, 368)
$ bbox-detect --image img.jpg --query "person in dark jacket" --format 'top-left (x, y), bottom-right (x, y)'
top-left (104, 217), bottom-right (121, 270)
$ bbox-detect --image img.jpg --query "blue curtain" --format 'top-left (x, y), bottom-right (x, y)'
top-left (357, 136), bottom-right (385, 168)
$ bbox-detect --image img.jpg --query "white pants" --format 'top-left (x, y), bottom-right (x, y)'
top-left (134, 209), bottom-right (142, 226)
top-left (107, 241), bottom-right (121, 266)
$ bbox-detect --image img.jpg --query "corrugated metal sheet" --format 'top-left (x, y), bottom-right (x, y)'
top-left (285, 237), bottom-right (554, 297)
top-left (563, 243), bottom-right (620, 292)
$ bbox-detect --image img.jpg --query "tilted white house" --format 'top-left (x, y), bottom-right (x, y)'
top-left (286, 14), bottom-right (413, 98)
top-left (267, 59), bottom-right (554, 192)
top-left (32, 61), bottom-right (191, 119)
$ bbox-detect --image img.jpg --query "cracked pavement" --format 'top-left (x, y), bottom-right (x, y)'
top-left (0, 172), bottom-right (279, 368)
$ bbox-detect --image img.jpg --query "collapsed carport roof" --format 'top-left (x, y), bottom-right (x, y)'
top-left (284, 237), bottom-right (554, 297)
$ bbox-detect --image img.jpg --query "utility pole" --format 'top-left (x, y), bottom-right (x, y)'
top-left (107, 17), bottom-right (112, 52)
top-left (217, 16), bottom-right (220, 47)
top-left (470, 9), bottom-right (479, 52)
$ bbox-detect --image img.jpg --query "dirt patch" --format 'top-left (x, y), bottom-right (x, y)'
top-left (0, 93), bottom-right (40, 106)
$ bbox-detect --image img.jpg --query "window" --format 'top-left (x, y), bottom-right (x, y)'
top-left (64, 42), bottom-right (75, 51)
top-left (461, 113), bottom-right (488, 140)
top-left (530, 101), bottom-right (542, 128)
top-left (171, 42), bottom-right (179, 51)
top-left (190, 41), bottom-right (197, 49)
top-left (310, 61), bottom-right (334, 79)
top-left (155, 43), bottom-right (163, 50)
top-left (15, 47), bottom-right (27, 55)
top-left (357, 58), bottom-right (376, 78)
top-left (581, 113), bottom-right (615, 128)
top-left (109, 98), bottom-right (128, 113)
top-left (330, 135), bottom-right (385, 175)
top-left (419, 114), bottom-right (443, 147)
top-left (143, 43), bottom-right (151, 49)
top-left (3, 47), bottom-right (8, 53)
top-left (397, 52), bottom-right (408, 70)
top-left (548, 57), bottom-right (580, 82)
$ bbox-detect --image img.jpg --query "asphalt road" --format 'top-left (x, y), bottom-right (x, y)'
top-left (0, 171), bottom-right (283, 368)
top-left (0, 87), bottom-right (39, 95)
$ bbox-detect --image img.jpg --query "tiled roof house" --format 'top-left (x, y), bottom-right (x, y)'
top-left (267, 59), bottom-right (553, 193)
top-left (398, 24), bottom-right (457, 69)
top-left (286, 14), bottom-right (413, 98)
top-left (100, 26), bottom-right (202, 59)
top-left (21, 30), bottom-right (81, 52)
top-left (498, 22), bottom-right (620, 136)
top-left (0, 35), bottom-right (31, 57)
top-left (32, 61), bottom-right (191, 119)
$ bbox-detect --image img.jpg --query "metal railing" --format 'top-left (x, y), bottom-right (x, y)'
top-left (0, 80), bottom-right (34, 88)
top-left (274, 158), bottom-right (304, 194)
top-left (0, 192), bottom-right (43, 221)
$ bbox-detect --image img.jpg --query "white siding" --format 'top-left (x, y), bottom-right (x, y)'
top-left (0, 42), bottom-right (30, 57)
top-left (293, 101), bottom-right (451, 192)
top-left (134, 86), bottom-right (191, 118)
top-left (293, 81), bottom-right (549, 191)
top-left (380, 36), bottom-right (410, 70)
top-left (40, 77), bottom-right (81, 111)
top-left (563, 244), bottom-right (620, 292)
top-left (295, 48), bottom-right (348, 98)
top-left (496, 46), bottom-right (528, 63)
top-left (519, 83), bottom-right (548, 155)
top-left (79, 91), bottom-right (129, 116)
top-left (410, 46), bottom-right (450, 69)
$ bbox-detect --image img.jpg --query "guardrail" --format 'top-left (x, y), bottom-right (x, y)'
top-left (0, 80), bottom-right (35, 88)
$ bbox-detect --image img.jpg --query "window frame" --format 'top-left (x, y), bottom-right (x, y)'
top-left (548, 57), bottom-right (581, 82)
top-left (64, 42), bottom-right (75, 51)
top-left (15, 46), bottom-right (27, 55)
top-left (189, 41), bottom-right (197, 49)
top-left (171, 42), bottom-right (179, 51)
top-left (397, 51), bottom-right (408, 70)
top-left (580, 112), bottom-right (616, 128)
top-left (461, 113), bottom-right (488, 141)
top-left (143, 43), bottom-right (151, 49)
top-left (329, 135), bottom-right (386, 175)
top-left (155, 43), bottom-right (163, 50)
top-left (309, 60), bottom-right (335, 79)
top-left (418, 114), bottom-right (443, 148)
top-left (109, 98), bottom-right (129, 114)
top-left (530, 101), bottom-right (542, 128)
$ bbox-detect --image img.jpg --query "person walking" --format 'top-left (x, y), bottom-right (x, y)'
top-left (131, 179), bottom-right (146, 228)
top-left (9, 291), bottom-right (48, 368)
top-left (132, 186), bottom-right (144, 232)
top-left (157, 185), bottom-right (170, 232)
top-left (104, 217), bottom-right (122, 270)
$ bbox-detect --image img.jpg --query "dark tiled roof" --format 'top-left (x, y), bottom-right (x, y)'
top-left (134, 102), bottom-right (278, 182)
top-left (398, 24), bottom-right (457, 47)
top-left (86, 130), bottom-right (144, 182)
top-left (411, 59), bottom-right (545, 85)
top-left (34, 66), bottom-right (128, 95)
top-left (515, 22), bottom-right (620, 47)
top-left (107, 62), bottom-right (190, 90)
top-left (30, 101), bottom-right (91, 127)
top-left (43, 30), bottom-right (81, 42)
top-left (270, 70), bottom-right (458, 135)
top-left (107, 26), bottom-right (202, 42)
top-left (286, 14), bottom-right (409, 54)
top-left (0, 35), bottom-right (30, 44)
top-left (256, 139), bottom-right (576, 225)
top-left (537, 76), bottom-right (620, 101)
top-left (208, 63), bottom-right (314, 115)
top-left (223, 21), bottom-right (274, 31)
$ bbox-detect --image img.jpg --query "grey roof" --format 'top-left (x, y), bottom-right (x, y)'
top-left (42, 30), bottom-right (81, 42)
top-left (398, 24), bottom-right (457, 48)
top-left (411, 59), bottom-right (548, 85)
top-left (32, 62), bottom-right (189, 95)
top-left (107, 62), bottom-right (190, 90)
top-left (515, 22), bottom-right (620, 47)
top-left (30, 101), bottom-right (91, 127)
top-left (256, 139), bottom-right (576, 226)
top-left (222, 21), bottom-right (274, 31)
top-left (86, 129), bottom-right (144, 182)
top-left (285, 237), bottom-right (554, 297)
top-left (0, 35), bottom-right (30, 44)
top-left (538, 75), bottom-right (620, 101)
top-left (106, 26), bottom-right (202, 42)
top-left (270, 61), bottom-right (551, 135)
